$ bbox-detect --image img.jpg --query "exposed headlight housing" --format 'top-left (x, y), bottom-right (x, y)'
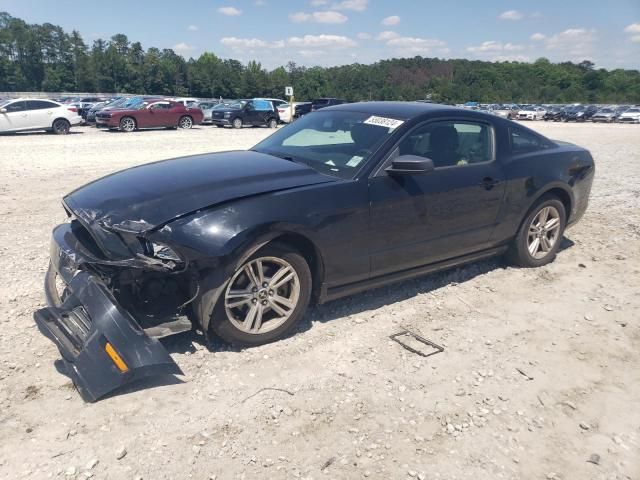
top-left (148, 241), bottom-right (182, 262)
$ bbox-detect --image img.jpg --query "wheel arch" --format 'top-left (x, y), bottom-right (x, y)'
top-left (192, 228), bottom-right (325, 337)
top-left (524, 183), bottom-right (574, 224)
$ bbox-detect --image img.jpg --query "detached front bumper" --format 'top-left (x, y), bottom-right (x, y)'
top-left (34, 224), bottom-right (183, 402)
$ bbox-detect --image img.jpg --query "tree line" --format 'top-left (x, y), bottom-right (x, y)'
top-left (1, 11), bottom-right (639, 103)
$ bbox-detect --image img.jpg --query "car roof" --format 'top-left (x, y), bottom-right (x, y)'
top-left (324, 101), bottom-right (467, 120)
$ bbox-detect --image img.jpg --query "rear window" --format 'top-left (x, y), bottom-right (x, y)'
top-left (27, 100), bottom-right (58, 110)
top-left (511, 127), bottom-right (551, 154)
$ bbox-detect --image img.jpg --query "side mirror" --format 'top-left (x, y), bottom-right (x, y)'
top-left (386, 155), bottom-right (435, 175)
top-left (0, 108), bottom-right (6, 113)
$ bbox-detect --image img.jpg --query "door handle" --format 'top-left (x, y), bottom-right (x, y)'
top-left (478, 177), bottom-right (502, 189)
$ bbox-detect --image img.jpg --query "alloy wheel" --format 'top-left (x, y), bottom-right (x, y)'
top-left (224, 257), bottom-right (300, 334)
top-left (120, 117), bottom-right (136, 132)
top-left (527, 206), bottom-right (561, 259)
top-left (53, 119), bottom-right (69, 134)
top-left (179, 116), bottom-right (193, 129)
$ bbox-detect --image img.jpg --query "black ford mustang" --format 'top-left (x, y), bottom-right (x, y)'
top-left (35, 102), bottom-right (594, 401)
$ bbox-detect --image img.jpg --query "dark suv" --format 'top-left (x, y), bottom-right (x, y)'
top-left (311, 98), bottom-right (346, 111)
top-left (211, 99), bottom-right (279, 128)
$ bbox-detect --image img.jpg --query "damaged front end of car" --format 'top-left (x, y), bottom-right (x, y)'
top-left (34, 203), bottom-right (197, 402)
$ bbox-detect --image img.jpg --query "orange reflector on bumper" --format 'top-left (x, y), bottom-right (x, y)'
top-left (105, 342), bottom-right (129, 373)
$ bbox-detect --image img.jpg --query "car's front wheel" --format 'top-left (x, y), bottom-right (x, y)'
top-left (507, 196), bottom-right (566, 267)
top-left (119, 116), bottom-right (136, 132)
top-left (232, 118), bottom-right (243, 129)
top-left (211, 244), bottom-right (312, 346)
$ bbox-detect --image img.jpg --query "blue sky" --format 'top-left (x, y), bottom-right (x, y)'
top-left (2, 0), bottom-right (639, 69)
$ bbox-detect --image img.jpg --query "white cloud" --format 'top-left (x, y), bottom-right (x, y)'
top-left (172, 42), bottom-right (195, 54)
top-left (498, 10), bottom-right (524, 21)
top-left (218, 6), bottom-right (242, 16)
top-left (331, 0), bottom-right (367, 11)
top-left (467, 41), bottom-right (524, 53)
top-left (624, 23), bottom-right (640, 42)
top-left (357, 32), bottom-right (372, 40)
top-left (288, 34), bottom-right (357, 48)
top-left (289, 11), bottom-right (348, 24)
top-left (377, 30), bottom-right (399, 41)
top-left (624, 23), bottom-right (640, 34)
top-left (491, 55), bottom-right (530, 62)
top-left (220, 37), bottom-right (284, 50)
top-left (545, 28), bottom-right (596, 58)
top-left (187, 25), bottom-right (198, 32)
top-left (386, 36), bottom-right (447, 54)
top-left (530, 33), bottom-right (546, 41)
top-left (310, 0), bottom-right (328, 5)
top-left (381, 15), bottom-right (400, 26)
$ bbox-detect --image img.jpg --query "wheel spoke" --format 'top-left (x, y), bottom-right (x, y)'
top-left (540, 236), bottom-right (552, 252)
top-left (225, 289), bottom-right (253, 308)
top-left (268, 299), bottom-right (288, 317)
top-left (544, 217), bottom-right (559, 231)
top-left (244, 263), bottom-right (260, 288)
top-left (242, 304), bottom-right (258, 331)
top-left (255, 260), bottom-right (265, 285)
top-left (528, 237), bottom-right (540, 256)
top-left (272, 294), bottom-right (295, 310)
top-left (537, 207), bottom-right (549, 226)
top-left (270, 267), bottom-right (293, 289)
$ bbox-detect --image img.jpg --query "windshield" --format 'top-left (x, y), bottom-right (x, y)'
top-left (599, 109), bottom-right (614, 113)
top-left (0, 99), bottom-right (11, 108)
top-left (626, 108), bottom-right (640, 113)
top-left (252, 110), bottom-right (401, 179)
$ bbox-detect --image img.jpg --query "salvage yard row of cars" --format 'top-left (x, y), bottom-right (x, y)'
top-left (472, 103), bottom-right (640, 123)
top-left (1, 94), bottom-right (639, 134)
top-left (0, 95), bottom-right (351, 134)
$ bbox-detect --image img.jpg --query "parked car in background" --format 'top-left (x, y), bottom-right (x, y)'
top-left (591, 107), bottom-right (618, 123)
top-left (311, 98), bottom-right (346, 111)
top-left (170, 97), bottom-right (199, 107)
top-left (276, 102), bottom-right (310, 123)
top-left (95, 99), bottom-right (203, 132)
top-left (294, 102), bottom-right (313, 119)
top-left (517, 105), bottom-right (546, 120)
top-left (35, 102), bottom-right (595, 401)
top-left (194, 101), bottom-right (220, 124)
top-left (93, 96), bottom-right (162, 127)
top-left (210, 99), bottom-right (279, 128)
top-left (258, 98), bottom-right (288, 109)
top-left (543, 106), bottom-right (565, 122)
top-left (71, 96), bottom-right (106, 119)
top-left (617, 106), bottom-right (640, 123)
top-left (0, 98), bottom-right (82, 134)
top-left (492, 105), bottom-right (518, 119)
top-left (562, 105), bottom-right (598, 122)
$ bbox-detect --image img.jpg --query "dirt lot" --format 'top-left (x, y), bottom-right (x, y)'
top-left (0, 122), bottom-right (638, 480)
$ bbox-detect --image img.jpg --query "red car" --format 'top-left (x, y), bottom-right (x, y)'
top-left (95, 99), bottom-right (204, 132)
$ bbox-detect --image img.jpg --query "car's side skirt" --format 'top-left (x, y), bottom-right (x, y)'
top-left (319, 245), bottom-right (508, 304)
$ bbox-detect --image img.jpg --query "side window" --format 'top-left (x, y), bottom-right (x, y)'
top-left (27, 100), bottom-right (56, 110)
top-left (398, 120), bottom-right (494, 168)
top-left (4, 101), bottom-right (26, 112)
top-left (511, 128), bottom-right (548, 154)
top-left (254, 100), bottom-right (273, 111)
top-left (150, 102), bottom-right (170, 110)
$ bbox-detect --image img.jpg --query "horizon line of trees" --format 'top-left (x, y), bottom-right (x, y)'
top-left (1, 11), bottom-right (639, 104)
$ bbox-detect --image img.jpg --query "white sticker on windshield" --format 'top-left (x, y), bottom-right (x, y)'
top-left (363, 115), bottom-right (404, 130)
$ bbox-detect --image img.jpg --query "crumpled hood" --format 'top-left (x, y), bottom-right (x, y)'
top-left (64, 150), bottom-right (335, 233)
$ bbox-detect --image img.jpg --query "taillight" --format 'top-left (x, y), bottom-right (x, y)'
top-left (68, 107), bottom-right (77, 112)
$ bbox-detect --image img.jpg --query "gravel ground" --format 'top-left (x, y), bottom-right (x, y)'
top-left (0, 123), bottom-right (638, 480)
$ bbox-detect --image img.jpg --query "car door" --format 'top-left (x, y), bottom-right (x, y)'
top-left (368, 118), bottom-right (506, 277)
top-left (243, 101), bottom-right (260, 125)
top-left (0, 101), bottom-right (30, 132)
top-left (26, 100), bottom-right (57, 129)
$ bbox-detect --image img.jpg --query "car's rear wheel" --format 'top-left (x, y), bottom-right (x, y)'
top-left (178, 115), bottom-right (193, 129)
top-left (232, 118), bottom-right (243, 129)
top-left (52, 118), bottom-right (70, 135)
top-left (119, 116), bottom-right (136, 132)
top-left (507, 196), bottom-right (566, 267)
top-left (211, 244), bottom-right (312, 346)
top-left (268, 118), bottom-right (278, 129)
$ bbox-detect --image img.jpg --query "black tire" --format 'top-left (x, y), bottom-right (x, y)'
top-left (52, 118), bottom-right (70, 135)
top-left (178, 115), bottom-right (193, 129)
top-left (232, 117), bottom-right (243, 129)
top-left (506, 195), bottom-right (566, 268)
top-left (210, 244), bottom-right (312, 347)
top-left (268, 118), bottom-right (278, 129)
top-left (215, 124), bottom-right (223, 128)
top-left (119, 116), bottom-right (136, 132)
